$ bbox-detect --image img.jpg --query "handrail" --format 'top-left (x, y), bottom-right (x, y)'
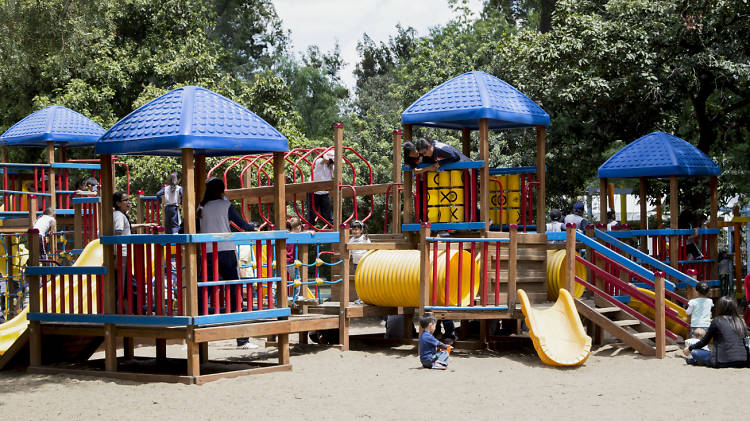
top-left (402, 160), bottom-right (485, 171)
top-left (72, 196), bottom-right (101, 204)
top-left (604, 228), bottom-right (721, 238)
top-left (426, 237), bottom-right (509, 243)
top-left (99, 230), bottom-right (289, 246)
top-left (594, 229), bottom-right (693, 288)
top-left (574, 230), bottom-right (657, 283)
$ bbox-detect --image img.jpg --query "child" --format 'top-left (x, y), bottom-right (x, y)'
top-left (402, 141), bottom-right (421, 170)
top-left (348, 220), bottom-right (370, 273)
top-left (686, 281), bottom-right (713, 335)
top-left (156, 172), bottom-right (182, 234)
top-left (546, 209), bottom-right (564, 232)
top-left (418, 314), bottom-right (451, 370)
top-left (33, 208), bottom-right (56, 259)
top-left (414, 138), bottom-right (469, 175)
top-left (606, 209), bottom-right (617, 231)
top-left (684, 328), bottom-right (709, 351)
top-left (717, 251), bottom-right (732, 297)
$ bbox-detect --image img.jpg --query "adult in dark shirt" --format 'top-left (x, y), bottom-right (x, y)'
top-left (684, 296), bottom-right (748, 367)
top-left (415, 138), bottom-right (468, 174)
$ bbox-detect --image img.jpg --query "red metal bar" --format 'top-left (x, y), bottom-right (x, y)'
top-left (165, 244), bottom-right (173, 316)
top-left (72, 274), bottom-right (78, 313)
top-left (117, 245), bottom-right (123, 314)
top-left (520, 173), bottom-right (526, 229)
top-left (155, 244), bottom-right (163, 316)
top-left (212, 242), bottom-right (219, 314)
top-left (86, 274), bottom-right (92, 314)
top-left (481, 243), bottom-right (488, 306)
top-left (471, 169), bottom-right (477, 222)
top-left (431, 242), bottom-right (438, 306)
top-left (146, 243), bottom-right (153, 314)
top-left (176, 245), bottom-right (183, 315)
top-left (495, 241), bottom-right (501, 306)
top-left (126, 244), bottom-right (132, 314)
top-left (41, 169), bottom-right (46, 209)
top-left (463, 170), bottom-right (470, 222)
top-left (444, 241), bottom-right (450, 306)
top-left (266, 239), bottom-right (273, 309)
top-left (456, 242), bottom-right (463, 306)
top-left (414, 175), bottom-right (421, 222)
top-left (256, 240), bottom-right (263, 311)
top-left (42, 275), bottom-right (48, 313)
top-left (93, 202), bottom-right (98, 238)
top-left (200, 243), bottom-right (208, 315)
top-left (135, 244), bottom-right (144, 315)
top-left (469, 243), bottom-right (476, 306)
top-left (50, 273), bottom-right (57, 313)
top-left (96, 274), bottom-right (103, 314)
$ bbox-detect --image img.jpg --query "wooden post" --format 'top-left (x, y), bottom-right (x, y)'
top-left (655, 196), bottom-right (663, 228)
top-left (639, 177), bottom-right (648, 253)
top-left (195, 154), bottom-right (207, 205)
top-left (461, 127), bottom-right (471, 159)
top-left (733, 206), bottom-right (743, 295)
top-left (180, 149), bottom-right (200, 377)
top-left (135, 190), bottom-right (145, 233)
top-left (99, 154), bottom-right (117, 372)
top-left (479, 119), bottom-right (490, 231)
top-left (46, 141), bottom-right (56, 210)
top-left (669, 176), bottom-right (679, 271)
top-left (27, 195), bottom-right (37, 228)
top-left (402, 125), bottom-right (413, 224)
top-left (28, 228), bottom-right (41, 367)
top-left (564, 223), bottom-right (576, 294)
top-left (391, 129), bottom-right (402, 233)
top-left (508, 224), bottom-right (518, 309)
top-left (535, 126), bottom-right (546, 233)
top-left (332, 124), bottom-right (343, 227)
top-left (418, 222), bottom-right (431, 315)
top-left (607, 182), bottom-right (615, 212)
top-left (599, 178), bottom-right (608, 226)
top-left (273, 152), bottom-right (290, 364)
top-left (654, 271), bottom-right (666, 359)
top-left (709, 176), bottom-right (718, 281)
top-left (686, 268), bottom-right (698, 300)
top-left (338, 225), bottom-right (350, 349)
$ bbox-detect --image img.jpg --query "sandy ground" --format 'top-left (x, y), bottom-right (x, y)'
top-left (0, 321), bottom-right (746, 421)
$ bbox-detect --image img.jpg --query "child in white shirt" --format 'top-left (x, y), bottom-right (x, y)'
top-left (348, 220), bottom-right (370, 273)
top-left (686, 281), bottom-right (713, 334)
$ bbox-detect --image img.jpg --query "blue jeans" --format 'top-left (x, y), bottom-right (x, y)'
top-left (686, 349), bottom-right (711, 365)
top-left (423, 350), bottom-right (450, 368)
top-left (164, 205), bottom-right (180, 234)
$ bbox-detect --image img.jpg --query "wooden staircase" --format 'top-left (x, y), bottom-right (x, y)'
top-left (574, 299), bottom-right (679, 356)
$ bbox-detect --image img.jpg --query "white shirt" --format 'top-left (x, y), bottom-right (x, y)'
top-left (113, 210), bottom-right (131, 257)
top-left (546, 221), bottom-right (563, 233)
top-left (684, 337), bottom-right (709, 351)
top-left (34, 214), bottom-right (55, 236)
top-left (607, 220), bottom-right (617, 231)
top-left (563, 213), bottom-right (585, 230)
top-left (199, 199), bottom-right (235, 252)
top-left (313, 158), bottom-right (333, 195)
top-left (349, 234), bottom-right (371, 265)
top-left (686, 297), bottom-right (713, 328)
top-left (163, 185), bottom-right (182, 206)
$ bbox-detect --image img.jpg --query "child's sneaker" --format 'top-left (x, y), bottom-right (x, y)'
top-left (432, 362), bottom-right (447, 370)
top-left (238, 341), bottom-right (259, 350)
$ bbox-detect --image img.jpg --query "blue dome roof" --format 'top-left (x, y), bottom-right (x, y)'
top-left (400, 71), bottom-right (550, 130)
top-left (598, 132), bottom-right (720, 178)
top-left (0, 105), bottom-right (105, 147)
top-left (95, 86), bottom-right (289, 156)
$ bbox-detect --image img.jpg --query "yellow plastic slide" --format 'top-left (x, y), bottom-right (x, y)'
top-left (518, 288), bottom-right (592, 367)
top-left (0, 240), bottom-right (103, 357)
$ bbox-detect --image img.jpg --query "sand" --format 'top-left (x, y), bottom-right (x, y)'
top-left (0, 324), bottom-right (745, 421)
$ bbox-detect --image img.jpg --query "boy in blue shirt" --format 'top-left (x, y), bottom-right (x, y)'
top-left (419, 314), bottom-right (452, 369)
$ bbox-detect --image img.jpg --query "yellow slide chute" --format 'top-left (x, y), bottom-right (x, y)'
top-left (355, 249), bottom-right (480, 307)
top-left (518, 288), bottom-right (591, 367)
top-left (628, 287), bottom-right (688, 339)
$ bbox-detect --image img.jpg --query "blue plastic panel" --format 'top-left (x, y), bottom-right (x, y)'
top-left (27, 312), bottom-right (192, 326)
top-left (424, 305), bottom-right (509, 311)
top-left (402, 160), bottom-right (485, 171)
top-left (197, 277), bottom-right (281, 287)
top-left (1, 105), bottom-right (105, 147)
top-left (402, 222), bottom-right (487, 231)
top-left (426, 237), bottom-right (509, 243)
top-left (598, 132), bottom-right (720, 178)
top-left (95, 86), bottom-right (289, 156)
top-left (190, 230), bottom-right (288, 243)
top-left (191, 308), bottom-right (290, 326)
top-left (50, 162), bottom-right (101, 170)
top-left (72, 197), bottom-right (101, 204)
top-left (0, 190), bottom-right (51, 197)
top-left (489, 166), bottom-right (538, 175)
top-left (26, 266), bottom-right (106, 276)
top-left (285, 231), bottom-right (340, 245)
top-left (99, 234), bottom-right (192, 245)
top-left (401, 71), bottom-right (550, 130)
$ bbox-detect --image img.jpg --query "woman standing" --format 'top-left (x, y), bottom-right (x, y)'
top-left (156, 172), bottom-right (182, 234)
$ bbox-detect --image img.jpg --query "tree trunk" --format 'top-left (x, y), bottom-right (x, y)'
top-left (540, 0), bottom-right (557, 33)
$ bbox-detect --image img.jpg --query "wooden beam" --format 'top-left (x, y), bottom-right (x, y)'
top-left (273, 151), bottom-right (290, 365)
top-left (709, 176), bottom-right (718, 281)
top-left (403, 124), bottom-right (413, 224)
top-left (27, 195), bottom-right (37, 228)
top-left (508, 225), bottom-right (518, 309)
top-left (99, 154), bottom-right (117, 372)
top-left (338, 226), bottom-right (350, 350)
top-left (639, 177), bottom-right (648, 253)
top-left (195, 154), bottom-right (206, 203)
top-left (599, 178), bottom-right (608, 226)
top-left (28, 229), bottom-right (41, 367)
top-left (535, 126), bottom-right (546, 233)
top-left (418, 223), bottom-right (431, 315)
top-left (669, 175), bottom-right (679, 271)
top-left (565, 223), bottom-right (576, 294)
top-left (461, 127), bottom-right (471, 159)
top-left (654, 272), bottom-right (666, 358)
top-left (46, 141), bottom-right (56, 209)
top-left (332, 124), bottom-right (343, 227)
top-left (479, 119), bottom-right (490, 231)
top-left (733, 206), bottom-right (743, 295)
top-left (181, 149), bottom-right (199, 377)
top-left (391, 129), bottom-right (402, 233)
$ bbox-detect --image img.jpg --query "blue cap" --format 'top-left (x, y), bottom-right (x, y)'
top-left (573, 202), bottom-right (585, 212)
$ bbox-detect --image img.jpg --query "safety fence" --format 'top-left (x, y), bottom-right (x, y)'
top-left (0, 162), bottom-right (101, 213)
top-left (488, 166), bottom-right (538, 232)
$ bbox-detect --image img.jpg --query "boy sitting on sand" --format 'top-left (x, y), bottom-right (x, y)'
top-left (419, 314), bottom-right (451, 370)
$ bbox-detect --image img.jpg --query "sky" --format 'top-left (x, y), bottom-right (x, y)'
top-left (273, 0), bottom-right (484, 89)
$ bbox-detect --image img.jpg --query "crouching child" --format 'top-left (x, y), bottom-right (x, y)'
top-left (419, 314), bottom-right (451, 370)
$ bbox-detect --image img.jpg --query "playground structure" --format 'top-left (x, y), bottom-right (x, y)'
top-left (0, 71), bottom-right (740, 380)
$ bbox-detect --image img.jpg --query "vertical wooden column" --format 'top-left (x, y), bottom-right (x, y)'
top-left (508, 225), bottom-right (518, 309)
top-left (599, 178), bottom-right (608, 226)
top-left (418, 222), bottom-right (431, 315)
top-left (28, 229), bottom-right (41, 367)
top-left (655, 196), bottom-right (663, 228)
top-left (639, 177), bottom-right (648, 253)
top-left (479, 119), bottom-right (490, 231)
top-left (565, 223), bottom-right (576, 294)
top-left (338, 226), bottom-right (350, 350)
top-left (391, 129), bottom-right (402, 233)
top-left (669, 176), bottom-right (679, 271)
top-left (181, 148), bottom-right (200, 377)
top-left (607, 182), bottom-right (615, 211)
top-left (535, 126), bottom-right (546, 233)
top-left (195, 154), bottom-right (207, 205)
top-left (273, 152), bottom-right (291, 364)
top-left (461, 128), bottom-right (471, 158)
top-left (27, 195), bottom-right (37, 227)
top-left (46, 142), bottom-right (56, 209)
top-left (135, 191), bottom-right (144, 231)
top-left (402, 125), bottom-right (414, 224)
top-left (332, 124), bottom-right (343, 228)
top-left (733, 206), bottom-right (742, 295)
top-left (709, 176), bottom-right (718, 281)
top-left (653, 271), bottom-right (666, 359)
top-left (99, 154), bottom-right (117, 372)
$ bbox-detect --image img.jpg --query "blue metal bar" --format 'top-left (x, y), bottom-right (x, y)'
top-left (99, 234), bottom-right (192, 245)
top-left (488, 166), bottom-right (537, 175)
top-left (72, 197), bottom-right (101, 204)
top-left (546, 232), bottom-right (566, 241)
top-left (575, 231), bottom-right (656, 282)
top-left (0, 163), bottom-right (50, 169)
top-left (426, 237), bottom-right (509, 243)
top-left (191, 308), bottom-right (291, 326)
top-left (402, 222), bottom-right (486, 232)
top-left (197, 276), bottom-right (282, 287)
top-left (0, 190), bottom-right (51, 196)
top-left (26, 266), bottom-right (107, 276)
top-left (606, 228), bottom-right (721, 237)
top-left (402, 160), bottom-right (485, 172)
top-left (190, 230), bottom-right (288, 243)
top-left (593, 229), bottom-right (689, 288)
top-left (27, 312), bottom-right (192, 326)
top-left (424, 305), bottom-right (509, 311)
top-left (50, 162), bottom-right (101, 170)
top-left (139, 196), bottom-right (158, 200)
top-left (283, 231), bottom-right (340, 245)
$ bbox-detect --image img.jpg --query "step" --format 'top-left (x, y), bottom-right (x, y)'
top-left (596, 306), bottom-right (622, 314)
top-left (633, 332), bottom-right (656, 340)
top-left (613, 320), bottom-right (640, 327)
